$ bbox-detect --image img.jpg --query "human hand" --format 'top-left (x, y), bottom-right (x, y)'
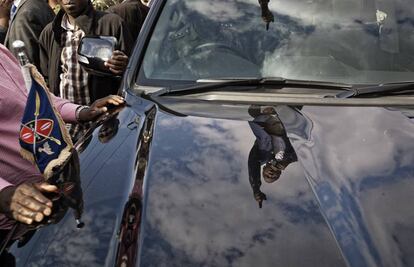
top-left (104, 50), bottom-right (129, 75)
top-left (78, 95), bottom-right (124, 122)
top-left (0, 183), bottom-right (58, 225)
top-left (254, 191), bottom-right (267, 208)
top-left (262, 106), bottom-right (276, 115)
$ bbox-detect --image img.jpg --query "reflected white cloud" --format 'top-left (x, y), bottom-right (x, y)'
top-left (142, 114), bottom-right (344, 266)
top-left (289, 106), bottom-right (414, 267)
top-left (186, 0), bottom-right (243, 21)
top-left (15, 200), bottom-right (120, 267)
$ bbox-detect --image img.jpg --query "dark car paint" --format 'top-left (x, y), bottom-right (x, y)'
top-left (279, 104), bottom-right (414, 267)
top-left (5, 90), bottom-right (414, 267)
top-left (5, 0), bottom-right (414, 265)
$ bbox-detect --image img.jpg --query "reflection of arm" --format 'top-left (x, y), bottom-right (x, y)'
top-left (248, 142), bottom-right (262, 195)
top-left (249, 121), bottom-right (272, 153)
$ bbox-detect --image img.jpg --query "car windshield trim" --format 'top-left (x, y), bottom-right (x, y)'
top-left (336, 81), bottom-right (414, 98)
top-left (147, 77), bottom-right (353, 97)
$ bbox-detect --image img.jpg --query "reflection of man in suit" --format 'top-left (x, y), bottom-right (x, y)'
top-left (248, 106), bottom-right (297, 208)
top-left (3, 0), bottom-right (55, 68)
top-left (258, 0), bottom-right (274, 30)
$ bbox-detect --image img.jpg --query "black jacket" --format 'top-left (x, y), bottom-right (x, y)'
top-left (39, 4), bottom-right (132, 103)
top-left (108, 0), bottom-right (149, 43)
top-left (4, 0), bottom-right (54, 68)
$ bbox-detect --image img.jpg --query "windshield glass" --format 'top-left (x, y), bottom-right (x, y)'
top-left (139, 0), bottom-right (414, 85)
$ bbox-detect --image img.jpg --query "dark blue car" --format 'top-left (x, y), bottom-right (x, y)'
top-left (3, 0), bottom-right (414, 266)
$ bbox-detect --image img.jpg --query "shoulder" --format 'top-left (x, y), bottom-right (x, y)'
top-left (96, 10), bottom-right (123, 23)
top-left (108, 1), bottom-right (143, 19)
top-left (39, 22), bottom-right (54, 44)
top-left (108, 1), bottom-right (138, 12)
top-left (18, 0), bottom-right (53, 16)
top-left (16, 1), bottom-right (54, 24)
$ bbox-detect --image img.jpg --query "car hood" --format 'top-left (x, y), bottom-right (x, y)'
top-left (8, 96), bottom-right (414, 267)
top-left (137, 102), bottom-right (414, 267)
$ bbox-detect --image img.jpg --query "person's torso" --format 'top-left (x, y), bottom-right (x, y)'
top-left (42, 10), bottom-right (123, 101)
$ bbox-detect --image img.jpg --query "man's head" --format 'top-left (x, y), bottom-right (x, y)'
top-left (58, 0), bottom-right (89, 18)
top-left (262, 163), bottom-right (281, 183)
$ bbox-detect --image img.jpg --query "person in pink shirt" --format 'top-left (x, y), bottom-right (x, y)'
top-left (0, 44), bottom-right (124, 228)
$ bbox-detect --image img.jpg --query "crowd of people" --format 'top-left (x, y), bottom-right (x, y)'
top-left (0, 0), bottom-right (286, 235)
top-left (0, 0), bottom-right (150, 229)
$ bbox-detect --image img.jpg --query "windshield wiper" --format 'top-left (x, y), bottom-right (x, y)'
top-left (336, 81), bottom-right (414, 98)
top-left (148, 77), bottom-right (353, 97)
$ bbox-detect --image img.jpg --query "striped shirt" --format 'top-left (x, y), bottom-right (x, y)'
top-left (59, 15), bottom-right (91, 137)
top-left (59, 14), bottom-right (90, 106)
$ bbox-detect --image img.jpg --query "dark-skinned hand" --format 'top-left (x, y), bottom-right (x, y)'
top-left (0, 183), bottom-right (58, 225)
top-left (104, 50), bottom-right (129, 75)
top-left (78, 95), bottom-right (125, 122)
top-left (254, 191), bottom-right (267, 208)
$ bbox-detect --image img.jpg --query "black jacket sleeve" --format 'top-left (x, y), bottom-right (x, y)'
top-left (248, 142), bottom-right (262, 195)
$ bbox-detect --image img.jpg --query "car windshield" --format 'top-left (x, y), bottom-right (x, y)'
top-left (139, 0), bottom-right (414, 86)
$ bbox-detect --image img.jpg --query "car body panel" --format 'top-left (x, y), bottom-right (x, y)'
top-left (7, 92), bottom-right (414, 267)
top-left (4, 0), bottom-right (414, 265)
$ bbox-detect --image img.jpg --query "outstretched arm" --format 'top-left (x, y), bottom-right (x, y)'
top-left (248, 142), bottom-right (267, 208)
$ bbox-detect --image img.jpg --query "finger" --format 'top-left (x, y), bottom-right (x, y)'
top-left (104, 64), bottom-right (124, 74)
top-left (105, 98), bottom-right (124, 106)
top-left (106, 57), bottom-right (128, 66)
top-left (104, 62), bottom-right (126, 71)
top-left (101, 95), bottom-right (124, 102)
top-left (108, 94), bottom-right (124, 101)
top-left (11, 202), bottom-right (44, 222)
top-left (35, 183), bottom-right (58, 193)
top-left (107, 95), bottom-right (124, 103)
top-left (106, 55), bottom-right (128, 63)
top-left (12, 212), bottom-right (33, 225)
top-left (110, 53), bottom-right (128, 60)
top-left (14, 195), bottom-right (51, 215)
top-left (269, 165), bottom-right (279, 171)
top-left (109, 67), bottom-right (123, 75)
top-left (92, 96), bottom-right (124, 109)
top-left (112, 50), bottom-right (127, 56)
top-left (105, 58), bottom-right (128, 67)
top-left (19, 184), bottom-right (53, 207)
top-left (91, 107), bottom-right (108, 116)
